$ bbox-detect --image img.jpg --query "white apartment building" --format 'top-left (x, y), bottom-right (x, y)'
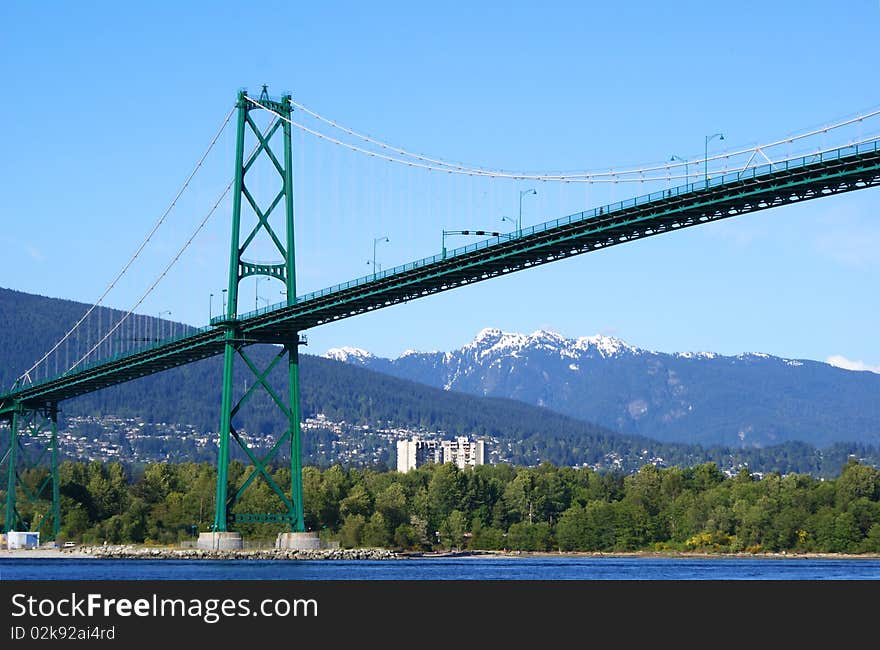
top-left (397, 436), bottom-right (486, 472)
top-left (441, 436), bottom-right (486, 469)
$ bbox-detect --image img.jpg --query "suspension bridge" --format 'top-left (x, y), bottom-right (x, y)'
top-left (2, 86), bottom-right (879, 547)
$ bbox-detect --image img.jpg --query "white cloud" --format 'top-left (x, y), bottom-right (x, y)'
top-left (826, 355), bottom-right (880, 374)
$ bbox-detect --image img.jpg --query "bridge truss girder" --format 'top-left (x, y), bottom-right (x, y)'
top-left (7, 144), bottom-right (879, 409)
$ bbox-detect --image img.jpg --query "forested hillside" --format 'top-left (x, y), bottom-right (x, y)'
top-left (3, 287), bottom-right (880, 476)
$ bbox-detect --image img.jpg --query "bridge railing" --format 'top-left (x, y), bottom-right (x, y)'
top-left (14, 322), bottom-right (218, 394)
top-left (229, 137), bottom-right (880, 324)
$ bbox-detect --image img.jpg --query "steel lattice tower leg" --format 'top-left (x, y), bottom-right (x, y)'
top-left (3, 403), bottom-right (60, 540)
top-left (211, 86), bottom-right (305, 536)
top-left (3, 410), bottom-right (18, 533)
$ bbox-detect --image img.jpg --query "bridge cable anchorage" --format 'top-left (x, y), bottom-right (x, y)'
top-left (280, 97), bottom-right (880, 182)
top-left (66, 116), bottom-right (282, 374)
top-left (17, 104), bottom-right (237, 387)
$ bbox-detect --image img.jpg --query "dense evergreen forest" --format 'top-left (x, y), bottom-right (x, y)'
top-left (4, 459), bottom-right (880, 554)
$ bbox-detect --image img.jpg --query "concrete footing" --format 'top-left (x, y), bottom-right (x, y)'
top-left (275, 532), bottom-right (322, 550)
top-left (197, 531), bottom-right (243, 550)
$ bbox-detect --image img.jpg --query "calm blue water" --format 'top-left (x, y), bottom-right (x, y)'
top-left (2, 556), bottom-right (880, 580)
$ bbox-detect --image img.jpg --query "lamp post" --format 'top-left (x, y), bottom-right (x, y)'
top-left (369, 236), bottom-right (390, 280)
top-left (209, 293), bottom-right (214, 321)
top-left (158, 310), bottom-right (171, 340)
top-left (518, 189), bottom-right (536, 236)
top-left (670, 155), bottom-right (689, 190)
top-left (255, 276), bottom-right (264, 311)
top-left (221, 288), bottom-right (227, 317)
top-left (704, 133), bottom-right (724, 189)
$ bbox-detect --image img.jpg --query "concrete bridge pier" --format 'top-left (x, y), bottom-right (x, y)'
top-left (197, 531), bottom-right (243, 550)
top-left (275, 531), bottom-right (322, 550)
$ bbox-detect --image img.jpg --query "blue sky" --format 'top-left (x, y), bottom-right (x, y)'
top-left (2, 1), bottom-right (879, 370)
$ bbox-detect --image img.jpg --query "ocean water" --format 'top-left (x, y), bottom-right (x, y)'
top-left (2, 556), bottom-right (880, 580)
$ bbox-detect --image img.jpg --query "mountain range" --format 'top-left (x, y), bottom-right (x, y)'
top-left (325, 327), bottom-right (880, 449)
top-left (2, 287), bottom-right (879, 476)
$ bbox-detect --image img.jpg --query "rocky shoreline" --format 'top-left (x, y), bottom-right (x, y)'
top-left (4, 546), bottom-right (877, 561)
top-left (63, 545), bottom-right (400, 560)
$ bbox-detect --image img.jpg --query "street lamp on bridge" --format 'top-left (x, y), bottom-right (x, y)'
top-left (158, 310), bottom-right (171, 340)
top-left (255, 276), bottom-right (265, 311)
top-left (670, 154), bottom-right (689, 190)
top-left (518, 189), bottom-right (537, 237)
top-left (704, 133), bottom-right (724, 189)
top-left (368, 236), bottom-right (390, 280)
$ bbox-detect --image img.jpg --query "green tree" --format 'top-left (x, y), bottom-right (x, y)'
top-left (392, 524), bottom-right (419, 549)
top-left (506, 521), bottom-right (552, 551)
top-left (503, 469), bottom-right (538, 524)
top-left (302, 466), bottom-right (323, 531)
top-left (829, 512), bottom-right (861, 553)
top-left (374, 483), bottom-right (408, 532)
top-left (340, 483), bottom-right (372, 519)
top-left (439, 510), bottom-right (468, 549)
top-left (317, 465), bottom-right (349, 529)
top-left (362, 512), bottom-right (390, 547)
top-left (860, 523), bottom-right (880, 553)
top-left (339, 514), bottom-right (366, 548)
top-left (427, 463), bottom-right (465, 530)
top-left (690, 463), bottom-right (724, 491)
top-left (469, 521), bottom-right (506, 550)
top-left (556, 504), bottom-right (589, 551)
top-left (59, 501), bottom-right (90, 541)
top-left (836, 460), bottom-right (880, 508)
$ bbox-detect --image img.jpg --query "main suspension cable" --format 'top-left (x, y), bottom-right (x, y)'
top-left (254, 96), bottom-right (880, 182)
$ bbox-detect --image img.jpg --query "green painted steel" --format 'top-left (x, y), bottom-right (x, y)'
top-left (211, 87), bottom-right (304, 534)
top-left (50, 414), bottom-right (59, 540)
top-left (234, 513), bottom-right (294, 524)
top-left (2, 405), bottom-right (60, 540)
top-left (212, 89), bottom-right (248, 533)
top-left (282, 92), bottom-right (305, 533)
top-left (289, 343), bottom-right (305, 531)
top-left (4, 408), bottom-right (18, 533)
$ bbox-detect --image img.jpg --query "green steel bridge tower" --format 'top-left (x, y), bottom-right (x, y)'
top-left (2, 404), bottom-right (60, 541)
top-left (211, 86), bottom-right (306, 539)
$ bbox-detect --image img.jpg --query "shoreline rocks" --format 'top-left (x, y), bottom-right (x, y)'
top-left (68, 544), bottom-right (400, 560)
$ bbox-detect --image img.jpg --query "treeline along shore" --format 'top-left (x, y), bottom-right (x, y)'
top-left (3, 459), bottom-right (880, 554)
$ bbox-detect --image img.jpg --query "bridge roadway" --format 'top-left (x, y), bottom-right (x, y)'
top-left (3, 139), bottom-right (880, 414)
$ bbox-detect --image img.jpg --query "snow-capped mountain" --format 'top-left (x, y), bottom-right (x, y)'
top-left (323, 346), bottom-right (375, 364)
top-left (325, 328), bottom-right (880, 449)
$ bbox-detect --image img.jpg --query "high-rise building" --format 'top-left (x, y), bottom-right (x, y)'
top-left (442, 437), bottom-right (486, 469)
top-left (396, 438), bottom-right (440, 473)
top-left (396, 436), bottom-right (486, 472)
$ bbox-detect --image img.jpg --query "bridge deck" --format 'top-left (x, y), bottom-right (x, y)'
top-left (4, 139), bottom-right (880, 412)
